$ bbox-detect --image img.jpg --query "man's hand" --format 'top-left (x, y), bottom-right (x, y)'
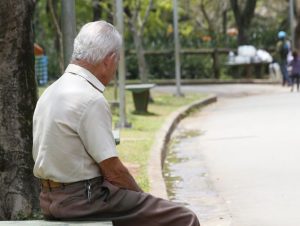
top-left (99, 157), bottom-right (143, 192)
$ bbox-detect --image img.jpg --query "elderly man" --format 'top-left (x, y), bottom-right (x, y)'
top-left (32, 21), bottom-right (200, 226)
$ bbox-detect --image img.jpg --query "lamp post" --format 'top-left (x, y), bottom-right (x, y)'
top-left (115, 0), bottom-right (130, 128)
top-left (173, 0), bottom-right (183, 97)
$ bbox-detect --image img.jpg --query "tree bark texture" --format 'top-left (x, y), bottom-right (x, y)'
top-left (230, 0), bottom-right (257, 45)
top-left (0, 0), bottom-right (39, 220)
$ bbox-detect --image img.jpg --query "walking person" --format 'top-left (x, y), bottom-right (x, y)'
top-left (289, 51), bottom-right (300, 92)
top-left (32, 21), bottom-right (200, 226)
top-left (275, 31), bottom-right (292, 86)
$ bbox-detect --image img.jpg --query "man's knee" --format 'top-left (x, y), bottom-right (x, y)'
top-left (180, 206), bottom-right (200, 226)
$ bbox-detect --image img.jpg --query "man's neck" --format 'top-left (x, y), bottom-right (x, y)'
top-left (71, 60), bottom-right (104, 83)
top-left (71, 60), bottom-right (97, 75)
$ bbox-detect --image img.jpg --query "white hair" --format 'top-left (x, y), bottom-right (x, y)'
top-left (71, 21), bottom-right (122, 65)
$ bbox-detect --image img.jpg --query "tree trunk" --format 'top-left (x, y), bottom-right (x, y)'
top-left (295, 16), bottom-right (300, 49)
top-left (0, 0), bottom-right (39, 220)
top-left (124, 0), bottom-right (153, 83)
top-left (47, 0), bottom-right (64, 73)
top-left (295, 0), bottom-right (300, 50)
top-left (131, 23), bottom-right (149, 83)
top-left (230, 0), bottom-right (257, 45)
top-left (92, 0), bottom-right (101, 21)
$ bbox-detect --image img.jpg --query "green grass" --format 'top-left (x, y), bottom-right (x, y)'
top-left (38, 85), bottom-right (207, 192)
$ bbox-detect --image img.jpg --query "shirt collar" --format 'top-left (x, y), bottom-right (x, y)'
top-left (65, 64), bottom-right (105, 92)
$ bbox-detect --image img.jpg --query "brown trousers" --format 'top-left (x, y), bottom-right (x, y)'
top-left (40, 177), bottom-right (200, 226)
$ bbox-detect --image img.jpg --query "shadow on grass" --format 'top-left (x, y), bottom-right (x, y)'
top-left (131, 111), bottom-right (159, 116)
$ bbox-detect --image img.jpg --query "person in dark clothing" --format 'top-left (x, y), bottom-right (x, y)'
top-left (289, 51), bottom-right (300, 92)
top-left (275, 31), bottom-right (292, 86)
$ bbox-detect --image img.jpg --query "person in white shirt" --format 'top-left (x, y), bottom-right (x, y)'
top-left (32, 21), bottom-right (200, 226)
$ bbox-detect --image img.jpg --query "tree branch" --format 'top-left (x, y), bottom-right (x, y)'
top-left (47, 0), bottom-right (62, 38)
top-left (200, 2), bottom-right (215, 36)
top-left (243, 0), bottom-right (257, 27)
top-left (47, 0), bottom-right (64, 73)
top-left (230, 0), bottom-right (242, 27)
top-left (141, 0), bottom-right (154, 33)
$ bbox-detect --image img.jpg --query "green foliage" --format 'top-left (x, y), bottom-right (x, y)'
top-left (33, 0), bottom-right (290, 82)
top-left (34, 0), bottom-right (61, 79)
top-left (105, 86), bottom-right (207, 191)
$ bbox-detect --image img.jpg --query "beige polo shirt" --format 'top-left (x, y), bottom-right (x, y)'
top-left (32, 64), bottom-right (118, 183)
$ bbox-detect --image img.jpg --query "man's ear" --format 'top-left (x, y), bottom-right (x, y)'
top-left (103, 53), bottom-right (116, 67)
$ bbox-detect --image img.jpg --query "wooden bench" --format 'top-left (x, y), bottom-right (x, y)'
top-left (125, 84), bottom-right (155, 113)
top-left (225, 61), bottom-right (270, 79)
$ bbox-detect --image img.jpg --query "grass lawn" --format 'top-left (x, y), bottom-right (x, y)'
top-left (38, 85), bottom-right (207, 192)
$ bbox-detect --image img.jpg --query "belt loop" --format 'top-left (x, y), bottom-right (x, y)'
top-left (86, 180), bottom-right (92, 203)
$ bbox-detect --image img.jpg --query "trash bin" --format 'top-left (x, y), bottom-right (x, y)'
top-left (125, 84), bottom-right (155, 113)
top-left (35, 55), bottom-right (48, 86)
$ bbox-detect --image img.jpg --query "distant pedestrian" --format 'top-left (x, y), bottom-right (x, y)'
top-left (275, 31), bottom-right (292, 86)
top-left (289, 51), bottom-right (300, 92)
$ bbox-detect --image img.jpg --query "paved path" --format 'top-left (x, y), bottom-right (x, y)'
top-left (162, 84), bottom-right (300, 226)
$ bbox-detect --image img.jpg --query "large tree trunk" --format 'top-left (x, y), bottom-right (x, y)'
top-left (230, 0), bottom-right (257, 45)
top-left (0, 0), bottom-right (39, 220)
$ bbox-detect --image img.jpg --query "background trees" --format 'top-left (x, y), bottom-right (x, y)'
top-left (0, 0), bottom-right (39, 220)
top-left (230, 0), bottom-right (257, 45)
top-left (0, 0), bottom-right (294, 219)
top-left (33, 0), bottom-right (291, 81)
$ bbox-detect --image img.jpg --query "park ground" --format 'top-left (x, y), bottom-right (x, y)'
top-left (162, 84), bottom-right (300, 226)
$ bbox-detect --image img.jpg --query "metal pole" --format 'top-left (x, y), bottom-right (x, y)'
top-left (173, 0), bottom-right (183, 96)
top-left (61, 0), bottom-right (76, 68)
top-left (115, 0), bottom-right (129, 128)
top-left (289, 0), bottom-right (295, 49)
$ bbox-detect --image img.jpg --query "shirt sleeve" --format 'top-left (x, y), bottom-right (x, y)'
top-left (78, 95), bottom-right (118, 163)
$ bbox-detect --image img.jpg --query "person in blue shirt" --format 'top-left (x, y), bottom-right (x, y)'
top-left (275, 31), bottom-right (292, 86)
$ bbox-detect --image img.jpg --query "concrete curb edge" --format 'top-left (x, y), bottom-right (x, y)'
top-left (148, 94), bottom-right (218, 199)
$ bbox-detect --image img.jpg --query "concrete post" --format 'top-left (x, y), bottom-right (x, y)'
top-left (115, 0), bottom-right (130, 128)
top-left (173, 0), bottom-right (183, 96)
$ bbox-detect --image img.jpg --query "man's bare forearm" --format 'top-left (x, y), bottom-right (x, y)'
top-left (99, 157), bottom-right (143, 192)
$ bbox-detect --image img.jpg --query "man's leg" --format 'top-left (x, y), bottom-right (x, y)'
top-left (111, 191), bottom-right (200, 226)
top-left (291, 75), bottom-right (295, 91)
top-left (98, 180), bottom-right (200, 226)
top-left (40, 178), bottom-right (200, 226)
top-left (296, 74), bottom-right (300, 92)
top-left (280, 63), bottom-right (291, 86)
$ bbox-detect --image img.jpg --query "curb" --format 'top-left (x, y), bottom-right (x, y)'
top-left (148, 94), bottom-right (217, 199)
